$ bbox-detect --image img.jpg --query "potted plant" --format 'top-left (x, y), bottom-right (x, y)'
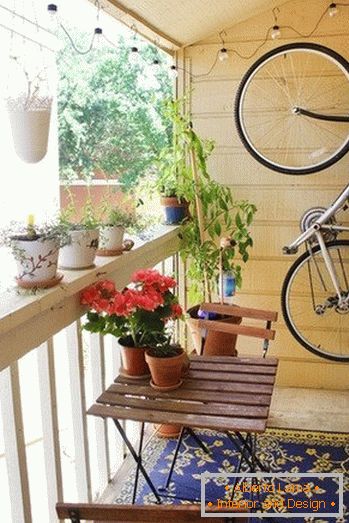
top-left (154, 103), bottom-right (193, 225)
top-left (161, 99), bottom-right (257, 355)
top-left (58, 198), bottom-right (100, 270)
top-left (145, 339), bottom-right (185, 391)
top-left (97, 206), bottom-right (134, 256)
top-left (80, 269), bottom-right (183, 378)
top-left (6, 56), bottom-right (52, 163)
top-left (0, 216), bottom-right (69, 288)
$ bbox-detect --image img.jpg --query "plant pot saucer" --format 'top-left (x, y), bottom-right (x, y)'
top-left (97, 239), bottom-right (135, 257)
top-left (118, 367), bottom-right (150, 380)
top-left (15, 272), bottom-right (63, 289)
top-left (150, 379), bottom-right (183, 392)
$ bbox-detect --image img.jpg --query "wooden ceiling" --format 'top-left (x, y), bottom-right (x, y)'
top-left (105, 0), bottom-right (285, 52)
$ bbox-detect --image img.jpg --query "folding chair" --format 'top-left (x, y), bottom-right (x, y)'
top-left (164, 303), bottom-right (278, 488)
top-left (56, 502), bottom-right (249, 522)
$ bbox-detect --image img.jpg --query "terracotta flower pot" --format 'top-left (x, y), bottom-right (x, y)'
top-left (119, 344), bottom-right (150, 379)
top-left (155, 424), bottom-right (182, 438)
top-left (187, 304), bottom-right (242, 356)
top-left (145, 350), bottom-right (185, 390)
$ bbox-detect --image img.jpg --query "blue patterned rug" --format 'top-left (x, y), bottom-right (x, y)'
top-left (114, 428), bottom-right (349, 522)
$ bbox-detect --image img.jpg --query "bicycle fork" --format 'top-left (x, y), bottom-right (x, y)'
top-left (315, 231), bottom-right (344, 305)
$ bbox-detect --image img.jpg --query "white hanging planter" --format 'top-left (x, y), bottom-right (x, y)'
top-left (8, 108), bottom-right (51, 164)
top-left (12, 236), bottom-right (61, 288)
top-left (59, 228), bottom-right (99, 269)
top-left (97, 225), bottom-right (125, 256)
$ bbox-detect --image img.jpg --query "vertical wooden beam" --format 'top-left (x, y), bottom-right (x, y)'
top-left (37, 340), bottom-right (63, 522)
top-left (66, 321), bottom-right (92, 502)
top-left (89, 333), bottom-right (110, 490)
top-left (0, 364), bottom-right (32, 523)
top-left (177, 255), bottom-right (188, 349)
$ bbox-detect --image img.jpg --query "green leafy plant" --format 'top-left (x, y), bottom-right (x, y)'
top-left (153, 100), bottom-right (193, 200)
top-left (98, 197), bottom-right (135, 229)
top-left (160, 98), bottom-right (257, 303)
top-left (146, 339), bottom-right (183, 358)
top-left (59, 186), bottom-right (100, 231)
top-left (0, 220), bottom-right (70, 262)
top-left (58, 33), bottom-right (172, 188)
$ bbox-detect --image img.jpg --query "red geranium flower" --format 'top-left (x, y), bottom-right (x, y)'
top-left (171, 303), bottom-right (183, 319)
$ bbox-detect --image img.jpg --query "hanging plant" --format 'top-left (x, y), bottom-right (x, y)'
top-left (6, 55), bottom-right (52, 163)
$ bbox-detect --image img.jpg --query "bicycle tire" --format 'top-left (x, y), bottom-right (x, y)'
top-left (281, 239), bottom-right (349, 362)
top-left (235, 42), bottom-right (349, 175)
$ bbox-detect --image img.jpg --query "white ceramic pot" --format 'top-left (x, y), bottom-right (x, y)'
top-left (8, 108), bottom-right (51, 164)
top-left (59, 228), bottom-right (99, 269)
top-left (12, 237), bottom-right (60, 286)
top-left (99, 225), bottom-right (124, 250)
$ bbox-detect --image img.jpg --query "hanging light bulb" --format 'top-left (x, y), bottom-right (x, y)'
top-left (129, 46), bottom-right (139, 64)
top-left (169, 65), bottom-right (178, 78)
top-left (47, 4), bottom-right (58, 31)
top-left (271, 25), bottom-right (281, 39)
top-left (94, 27), bottom-right (103, 49)
top-left (328, 3), bottom-right (338, 16)
top-left (218, 48), bottom-right (229, 62)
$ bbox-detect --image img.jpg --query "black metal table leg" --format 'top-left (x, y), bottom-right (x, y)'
top-left (161, 426), bottom-right (186, 490)
top-left (187, 428), bottom-right (211, 454)
top-left (226, 432), bottom-right (256, 471)
top-left (112, 419), bottom-right (162, 504)
top-left (132, 422), bottom-right (145, 504)
top-left (235, 432), bottom-right (268, 472)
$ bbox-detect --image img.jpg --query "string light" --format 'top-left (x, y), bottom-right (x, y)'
top-left (94, 27), bottom-right (103, 49)
top-left (47, 3), bottom-right (58, 31)
top-left (43, 1), bottom-right (348, 78)
top-left (129, 46), bottom-right (139, 64)
top-left (218, 48), bottom-right (229, 61)
top-left (169, 64), bottom-right (178, 78)
top-left (328, 2), bottom-right (338, 16)
top-left (151, 58), bottom-right (160, 68)
top-left (271, 25), bottom-right (281, 39)
top-left (218, 30), bottom-right (229, 62)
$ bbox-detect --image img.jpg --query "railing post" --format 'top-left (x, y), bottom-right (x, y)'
top-left (66, 320), bottom-right (92, 502)
top-left (89, 332), bottom-right (110, 492)
top-left (111, 337), bottom-right (127, 465)
top-left (0, 363), bottom-right (32, 523)
top-left (37, 340), bottom-right (63, 522)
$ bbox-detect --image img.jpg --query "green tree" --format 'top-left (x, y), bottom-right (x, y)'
top-left (58, 33), bottom-right (172, 189)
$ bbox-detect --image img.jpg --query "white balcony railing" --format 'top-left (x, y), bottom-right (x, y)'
top-left (0, 226), bottom-right (181, 523)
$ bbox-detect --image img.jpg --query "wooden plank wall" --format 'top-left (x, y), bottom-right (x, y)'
top-left (179, 0), bottom-right (349, 389)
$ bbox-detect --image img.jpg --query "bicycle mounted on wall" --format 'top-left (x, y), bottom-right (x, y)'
top-left (234, 42), bottom-right (349, 361)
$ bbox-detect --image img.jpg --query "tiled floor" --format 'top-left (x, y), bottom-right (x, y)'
top-left (269, 386), bottom-right (349, 432)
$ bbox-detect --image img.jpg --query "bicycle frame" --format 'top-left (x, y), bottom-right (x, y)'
top-left (283, 183), bottom-right (349, 305)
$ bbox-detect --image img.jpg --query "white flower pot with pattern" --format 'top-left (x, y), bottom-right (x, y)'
top-left (59, 228), bottom-right (99, 269)
top-left (11, 236), bottom-right (61, 288)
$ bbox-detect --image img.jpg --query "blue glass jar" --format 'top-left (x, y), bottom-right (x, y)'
top-left (222, 271), bottom-right (236, 298)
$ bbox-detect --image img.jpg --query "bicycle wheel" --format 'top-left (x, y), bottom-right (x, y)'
top-left (281, 240), bottom-right (349, 361)
top-left (235, 43), bottom-right (349, 175)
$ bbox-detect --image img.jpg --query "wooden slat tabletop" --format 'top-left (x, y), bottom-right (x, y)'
top-left (87, 356), bottom-right (278, 434)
